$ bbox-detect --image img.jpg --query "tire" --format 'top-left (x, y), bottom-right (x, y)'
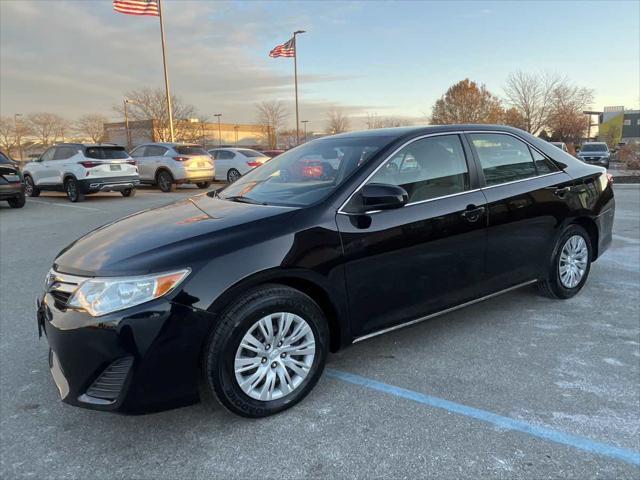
top-left (156, 170), bottom-right (176, 192)
top-left (65, 177), bottom-right (84, 202)
top-left (121, 188), bottom-right (136, 197)
top-left (200, 284), bottom-right (328, 418)
top-left (196, 181), bottom-right (211, 189)
top-left (538, 224), bottom-right (592, 299)
top-left (227, 169), bottom-right (241, 183)
top-left (8, 193), bottom-right (26, 208)
top-left (24, 176), bottom-right (40, 197)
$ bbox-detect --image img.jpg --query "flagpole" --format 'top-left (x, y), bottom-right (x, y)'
top-left (293, 30), bottom-right (305, 145)
top-left (157, 0), bottom-right (175, 142)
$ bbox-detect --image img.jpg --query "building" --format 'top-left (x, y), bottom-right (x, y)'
top-left (597, 107), bottom-right (640, 145)
top-left (103, 119), bottom-right (272, 150)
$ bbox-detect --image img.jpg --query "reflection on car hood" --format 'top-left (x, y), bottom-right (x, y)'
top-left (54, 195), bottom-right (298, 276)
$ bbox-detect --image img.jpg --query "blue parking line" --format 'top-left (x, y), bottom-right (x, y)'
top-left (326, 369), bottom-right (640, 467)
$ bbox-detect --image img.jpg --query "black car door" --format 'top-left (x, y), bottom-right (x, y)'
top-left (337, 133), bottom-right (488, 338)
top-left (466, 132), bottom-right (574, 292)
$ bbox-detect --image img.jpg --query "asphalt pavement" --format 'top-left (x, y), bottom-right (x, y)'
top-left (0, 184), bottom-right (638, 479)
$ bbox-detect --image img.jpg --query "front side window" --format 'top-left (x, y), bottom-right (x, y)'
top-left (52, 146), bottom-right (77, 160)
top-left (367, 135), bottom-right (470, 203)
top-left (145, 146), bottom-right (168, 157)
top-left (218, 150), bottom-right (235, 160)
top-left (218, 136), bottom-right (392, 207)
top-left (470, 133), bottom-right (537, 186)
top-left (40, 148), bottom-right (55, 162)
top-left (130, 146), bottom-right (146, 158)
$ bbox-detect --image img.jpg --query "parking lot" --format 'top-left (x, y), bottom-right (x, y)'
top-left (1, 184), bottom-right (638, 478)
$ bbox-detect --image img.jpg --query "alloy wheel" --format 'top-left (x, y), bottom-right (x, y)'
top-left (25, 178), bottom-right (33, 196)
top-left (234, 312), bottom-right (316, 401)
top-left (559, 234), bottom-right (588, 289)
top-left (66, 180), bottom-right (78, 201)
top-left (228, 169), bottom-right (240, 183)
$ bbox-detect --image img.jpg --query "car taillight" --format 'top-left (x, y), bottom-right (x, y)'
top-left (125, 160), bottom-right (137, 166)
top-left (302, 165), bottom-right (323, 178)
top-left (173, 156), bottom-right (189, 162)
top-left (79, 161), bottom-right (103, 168)
top-left (247, 161), bottom-right (262, 168)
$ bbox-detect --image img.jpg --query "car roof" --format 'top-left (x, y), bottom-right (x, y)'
top-left (328, 124), bottom-right (531, 142)
top-left (583, 142), bottom-right (607, 145)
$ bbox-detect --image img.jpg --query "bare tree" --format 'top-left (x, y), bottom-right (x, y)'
top-left (502, 107), bottom-right (528, 131)
top-left (430, 79), bottom-right (504, 124)
top-left (547, 83), bottom-right (594, 143)
top-left (365, 113), bottom-right (413, 129)
top-left (114, 88), bottom-right (198, 142)
top-left (75, 114), bottom-right (109, 143)
top-left (28, 112), bottom-right (68, 146)
top-left (326, 108), bottom-right (350, 134)
top-left (0, 117), bottom-right (16, 155)
top-left (504, 71), bottom-right (561, 135)
top-left (255, 101), bottom-right (287, 148)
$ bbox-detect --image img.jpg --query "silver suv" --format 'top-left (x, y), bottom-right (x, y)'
top-left (130, 143), bottom-right (215, 192)
top-left (23, 144), bottom-right (139, 202)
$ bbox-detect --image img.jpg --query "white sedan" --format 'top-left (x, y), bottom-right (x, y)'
top-left (208, 148), bottom-right (270, 183)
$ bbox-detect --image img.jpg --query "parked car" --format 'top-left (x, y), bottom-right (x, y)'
top-left (22, 144), bottom-right (139, 202)
top-left (550, 141), bottom-right (569, 152)
top-left (130, 143), bottom-right (214, 192)
top-left (0, 150), bottom-right (25, 208)
top-left (37, 125), bottom-right (614, 417)
top-left (208, 148), bottom-right (270, 183)
top-left (577, 142), bottom-right (611, 168)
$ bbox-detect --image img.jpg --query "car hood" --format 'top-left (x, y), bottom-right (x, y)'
top-left (54, 194), bottom-right (299, 276)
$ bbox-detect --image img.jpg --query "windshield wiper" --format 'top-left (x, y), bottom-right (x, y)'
top-left (223, 195), bottom-right (267, 205)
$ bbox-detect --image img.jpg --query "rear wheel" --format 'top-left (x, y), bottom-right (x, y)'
top-left (156, 170), bottom-right (176, 192)
top-left (538, 224), bottom-right (592, 299)
top-left (200, 284), bottom-right (328, 418)
top-left (24, 176), bottom-right (40, 197)
top-left (227, 169), bottom-right (241, 183)
top-left (196, 181), bottom-right (211, 189)
top-left (8, 193), bottom-right (26, 208)
top-left (121, 188), bottom-right (136, 197)
top-left (65, 178), bottom-right (84, 202)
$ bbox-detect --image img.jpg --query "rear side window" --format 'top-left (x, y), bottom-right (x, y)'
top-left (530, 148), bottom-right (558, 175)
top-left (369, 134), bottom-right (470, 203)
top-left (52, 146), bottom-right (78, 160)
top-left (84, 147), bottom-right (129, 159)
top-left (145, 146), bottom-right (168, 156)
top-left (175, 146), bottom-right (208, 155)
top-left (218, 150), bottom-right (236, 160)
top-left (469, 133), bottom-right (537, 186)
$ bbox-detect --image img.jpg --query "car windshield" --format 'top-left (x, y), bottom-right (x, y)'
top-left (0, 151), bottom-right (13, 164)
top-left (218, 136), bottom-right (392, 207)
top-left (581, 144), bottom-right (608, 152)
top-left (85, 147), bottom-right (130, 159)
top-left (239, 149), bottom-right (266, 158)
top-left (175, 145), bottom-right (208, 155)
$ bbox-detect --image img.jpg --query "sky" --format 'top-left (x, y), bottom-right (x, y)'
top-left (1, 0), bottom-right (639, 131)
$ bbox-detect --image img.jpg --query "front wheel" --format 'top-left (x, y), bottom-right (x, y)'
top-left (196, 181), bottom-right (211, 189)
top-left (121, 188), bottom-right (136, 197)
top-left (538, 224), bottom-right (592, 299)
top-left (65, 178), bottom-right (84, 202)
top-left (200, 285), bottom-right (328, 418)
top-left (24, 176), bottom-right (40, 197)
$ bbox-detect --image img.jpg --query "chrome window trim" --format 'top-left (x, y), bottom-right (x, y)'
top-left (353, 279), bottom-right (538, 343)
top-left (337, 129), bottom-right (566, 216)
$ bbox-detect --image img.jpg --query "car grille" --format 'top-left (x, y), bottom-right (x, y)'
top-left (45, 269), bottom-right (85, 309)
top-left (86, 356), bottom-right (134, 401)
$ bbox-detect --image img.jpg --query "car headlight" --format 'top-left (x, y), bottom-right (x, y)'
top-left (67, 269), bottom-right (190, 316)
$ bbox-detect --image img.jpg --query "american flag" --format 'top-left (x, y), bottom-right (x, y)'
top-left (269, 37), bottom-right (295, 58)
top-left (113, 0), bottom-right (159, 17)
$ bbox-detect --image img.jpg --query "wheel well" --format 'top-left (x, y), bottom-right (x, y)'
top-left (572, 217), bottom-right (599, 260)
top-left (209, 276), bottom-right (343, 353)
top-left (155, 167), bottom-right (173, 181)
top-left (63, 174), bottom-right (76, 185)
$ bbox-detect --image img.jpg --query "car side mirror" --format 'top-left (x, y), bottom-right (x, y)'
top-left (360, 183), bottom-right (408, 212)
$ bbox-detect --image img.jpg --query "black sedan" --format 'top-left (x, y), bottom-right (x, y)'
top-left (0, 151), bottom-right (25, 208)
top-left (36, 125), bottom-right (614, 417)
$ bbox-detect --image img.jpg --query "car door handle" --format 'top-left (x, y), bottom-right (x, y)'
top-left (551, 186), bottom-right (571, 197)
top-left (461, 205), bottom-right (485, 222)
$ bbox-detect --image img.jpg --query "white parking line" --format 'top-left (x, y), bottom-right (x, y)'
top-left (27, 199), bottom-right (102, 212)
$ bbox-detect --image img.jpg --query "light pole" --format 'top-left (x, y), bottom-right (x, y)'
top-left (301, 120), bottom-right (309, 143)
top-left (123, 98), bottom-right (137, 150)
top-left (14, 114), bottom-right (23, 161)
top-left (234, 125), bottom-right (239, 146)
top-left (214, 114), bottom-right (222, 146)
top-left (293, 30), bottom-right (305, 145)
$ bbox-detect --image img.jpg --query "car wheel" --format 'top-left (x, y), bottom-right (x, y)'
top-left (227, 169), bottom-right (241, 183)
top-left (121, 188), bottom-right (136, 197)
top-left (8, 193), bottom-right (26, 208)
top-left (200, 284), bottom-right (328, 418)
top-left (196, 181), bottom-right (211, 189)
top-left (538, 224), bottom-right (592, 299)
top-left (24, 176), bottom-right (40, 197)
top-left (65, 178), bottom-right (84, 202)
top-left (156, 170), bottom-right (176, 192)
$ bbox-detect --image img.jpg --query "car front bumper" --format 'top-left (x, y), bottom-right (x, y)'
top-left (36, 292), bottom-right (213, 412)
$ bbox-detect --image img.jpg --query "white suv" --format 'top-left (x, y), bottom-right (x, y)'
top-left (23, 144), bottom-right (140, 202)
top-left (130, 143), bottom-right (214, 192)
